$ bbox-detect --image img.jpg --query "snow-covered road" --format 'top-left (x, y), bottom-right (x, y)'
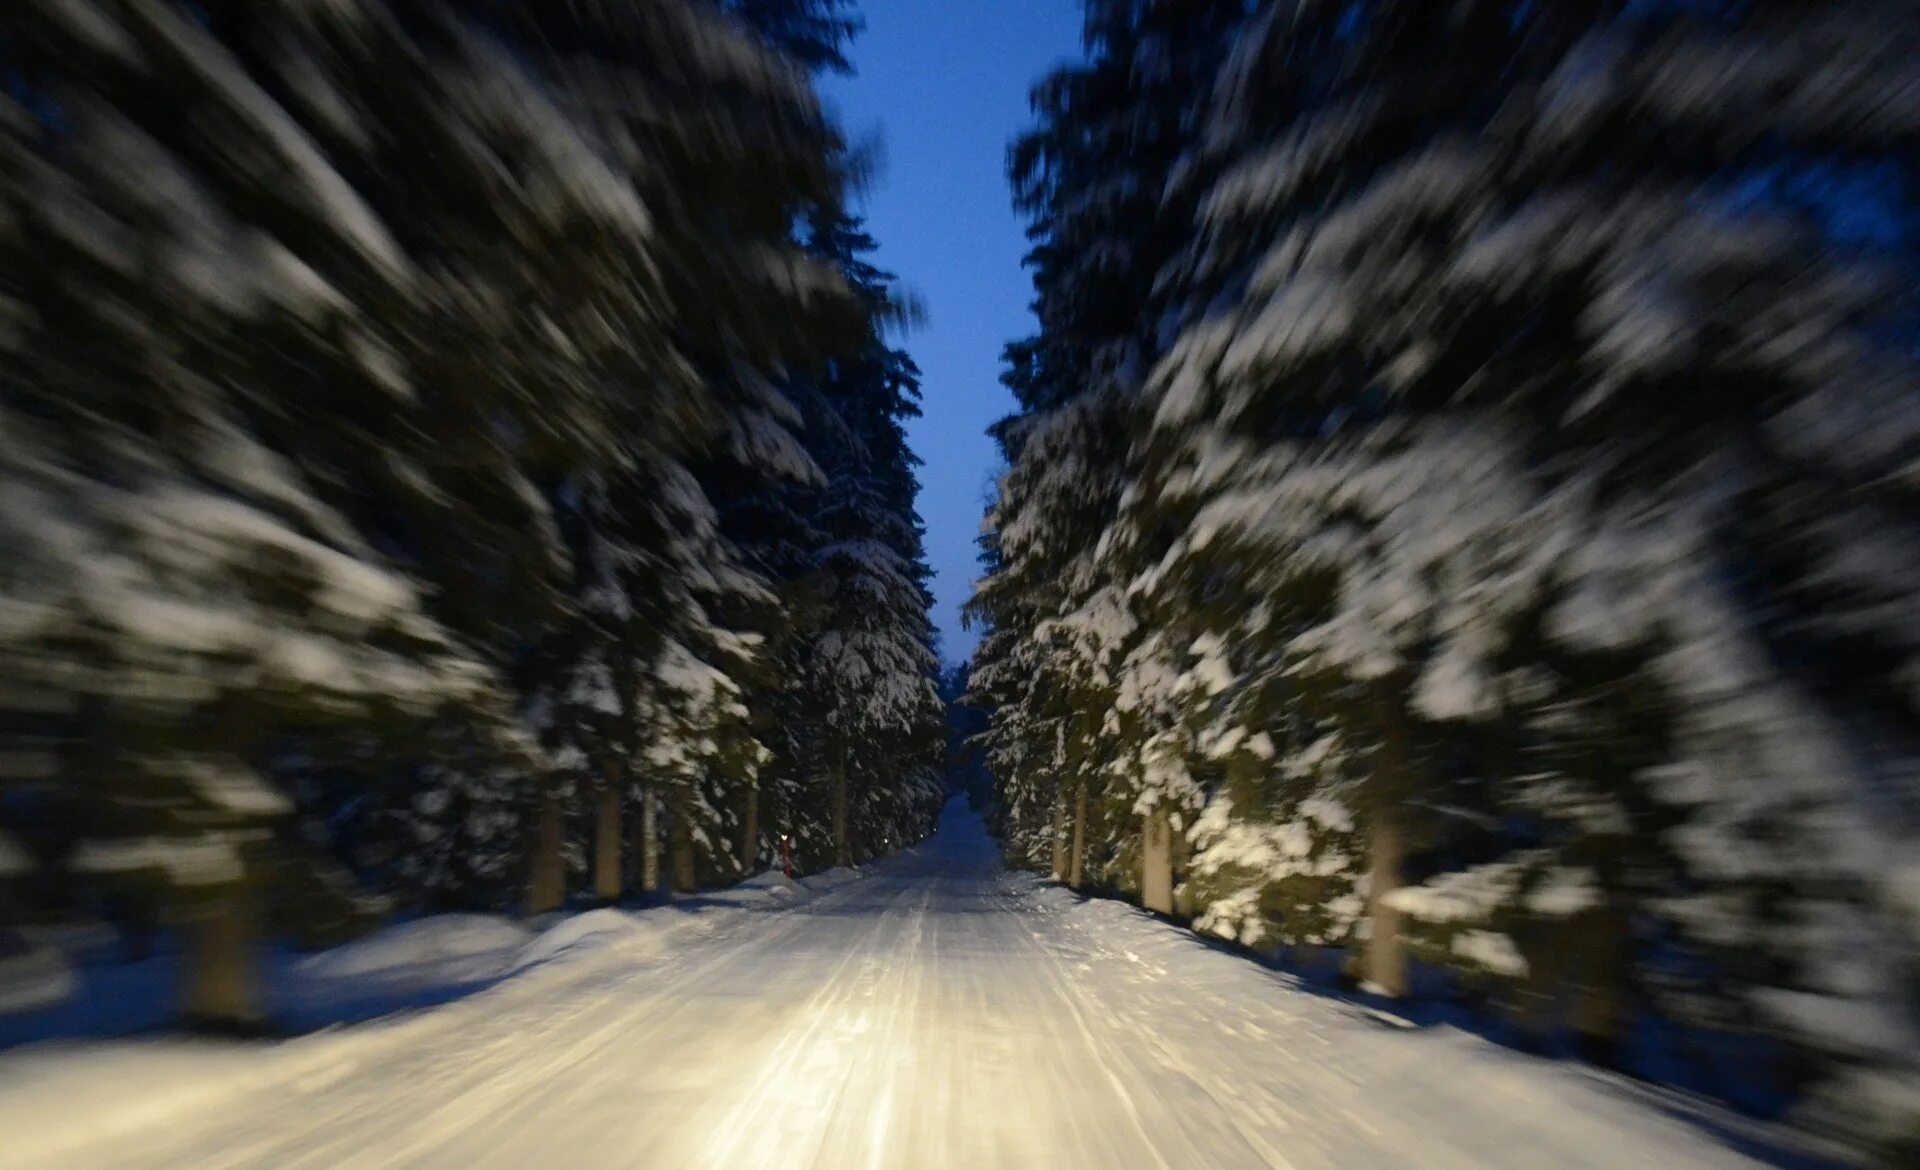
top-left (6, 801), bottom-right (1799, 1170)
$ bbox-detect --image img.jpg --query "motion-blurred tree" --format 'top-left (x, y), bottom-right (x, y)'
top-left (0, 0), bottom-right (943, 1029)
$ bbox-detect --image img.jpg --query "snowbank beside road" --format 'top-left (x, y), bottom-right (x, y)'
top-left (0, 863), bottom-right (869, 1168)
top-left (293, 914), bottom-right (533, 984)
top-left (1002, 869), bottom-right (1839, 1170)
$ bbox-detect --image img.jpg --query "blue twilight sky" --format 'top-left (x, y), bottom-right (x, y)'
top-left (822, 1), bottom-right (1085, 666)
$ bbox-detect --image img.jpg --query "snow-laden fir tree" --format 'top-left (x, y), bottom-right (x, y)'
top-left (968, 392), bottom-right (1136, 888)
top-left (305, 0), bottom-right (856, 909)
top-left (1142, 0), bottom-right (1920, 1146)
top-left (0, 0), bottom-right (580, 1025)
top-left (975, 0), bottom-right (1920, 1154)
top-left (0, 0), bottom-right (885, 1023)
top-left (795, 212), bottom-right (947, 868)
top-left (971, 0), bottom-right (1248, 902)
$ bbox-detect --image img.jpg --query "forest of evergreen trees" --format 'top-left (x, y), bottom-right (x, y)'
top-left (965, 0), bottom-right (1920, 1157)
top-left (3, 0), bottom-right (1919, 1162)
top-left (0, 0), bottom-right (946, 1027)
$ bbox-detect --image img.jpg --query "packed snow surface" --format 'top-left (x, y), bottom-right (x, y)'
top-left (0, 802), bottom-right (1810, 1169)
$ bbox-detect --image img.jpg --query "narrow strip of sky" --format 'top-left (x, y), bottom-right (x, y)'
top-left (823, 0), bottom-right (1083, 666)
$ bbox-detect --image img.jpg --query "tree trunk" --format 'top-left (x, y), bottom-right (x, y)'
top-left (1049, 788), bottom-right (1068, 881)
top-left (593, 781), bottom-right (622, 904)
top-left (1171, 817), bottom-right (1197, 917)
top-left (636, 787), bottom-right (661, 894)
top-left (1068, 782), bottom-right (1089, 890)
top-left (527, 792), bottom-right (565, 916)
top-left (1141, 804), bottom-right (1174, 913)
top-left (1363, 811), bottom-right (1410, 997)
top-left (738, 783), bottom-right (759, 876)
top-left (1361, 678), bottom-right (1415, 998)
top-left (184, 891), bottom-right (262, 1029)
top-left (831, 753), bottom-right (850, 868)
top-left (1571, 904), bottom-right (1630, 1066)
top-left (671, 783), bottom-right (697, 894)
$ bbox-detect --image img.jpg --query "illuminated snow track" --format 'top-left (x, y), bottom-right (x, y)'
top-left (4, 802), bottom-right (1798, 1170)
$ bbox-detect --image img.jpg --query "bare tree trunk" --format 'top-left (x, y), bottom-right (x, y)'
top-left (593, 779), bottom-right (622, 903)
top-left (636, 787), bottom-right (660, 894)
top-left (184, 890), bottom-right (262, 1029)
top-left (1571, 904), bottom-right (1630, 1066)
top-left (1363, 811), bottom-right (1410, 997)
top-left (1360, 678), bottom-right (1415, 998)
top-left (738, 783), bottom-right (759, 875)
top-left (1171, 815), bottom-right (1196, 917)
top-left (1049, 788), bottom-right (1068, 881)
top-left (527, 792), bottom-right (565, 916)
top-left (831, 752), bottom-right (850, 868)
top-left (671, 783), bottom-right (697, 893)
top-left (1068, 782), bottom-right (1089, 890)
top-left (1141, 805), bottom-right (1174, 913)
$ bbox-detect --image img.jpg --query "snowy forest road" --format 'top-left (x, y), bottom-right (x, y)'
top-left (21, 802), bottom-right (1790, 1170)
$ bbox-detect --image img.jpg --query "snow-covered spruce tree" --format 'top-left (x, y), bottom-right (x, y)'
top-left (1118, 0), bottom-right (1567, 993)
top-left (648, 466), bottom-right (780, 892)
top-left (1101, 430), bottom-right (1369, 959)
top-left (518, 483), bottom-right (642, 913)
top-left (797, 211), bottom-right (946, 869)
top-left (803, 401), bottom-right (944, 870)
top-left (406, 0), bottom-right (940, 898)
top-left (0, 0), bottom-right (582, 1025)
top-left (655, 0), bottom-right (950, 883)
top-left (341, 0), bottom-right (852, 909)
top-left (964, 611), bottom-right (1052, 867)
top-left (1146, 0), bottom-right (1920, 1147)
top-left (970, 0), bottom-right (1246, 902)
top-left (692, 364), bottom-right (828, 876)
top-left (384, 723), bottom-right (531, 914)
top-left (661, 0), bottom-right (964, 886)
top-left (525, 458), bottom-right (783, 904)
top-left (0, 0), bottom-right (856, 1015)
top-left (967, 392), bottom-right (1136, 888)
